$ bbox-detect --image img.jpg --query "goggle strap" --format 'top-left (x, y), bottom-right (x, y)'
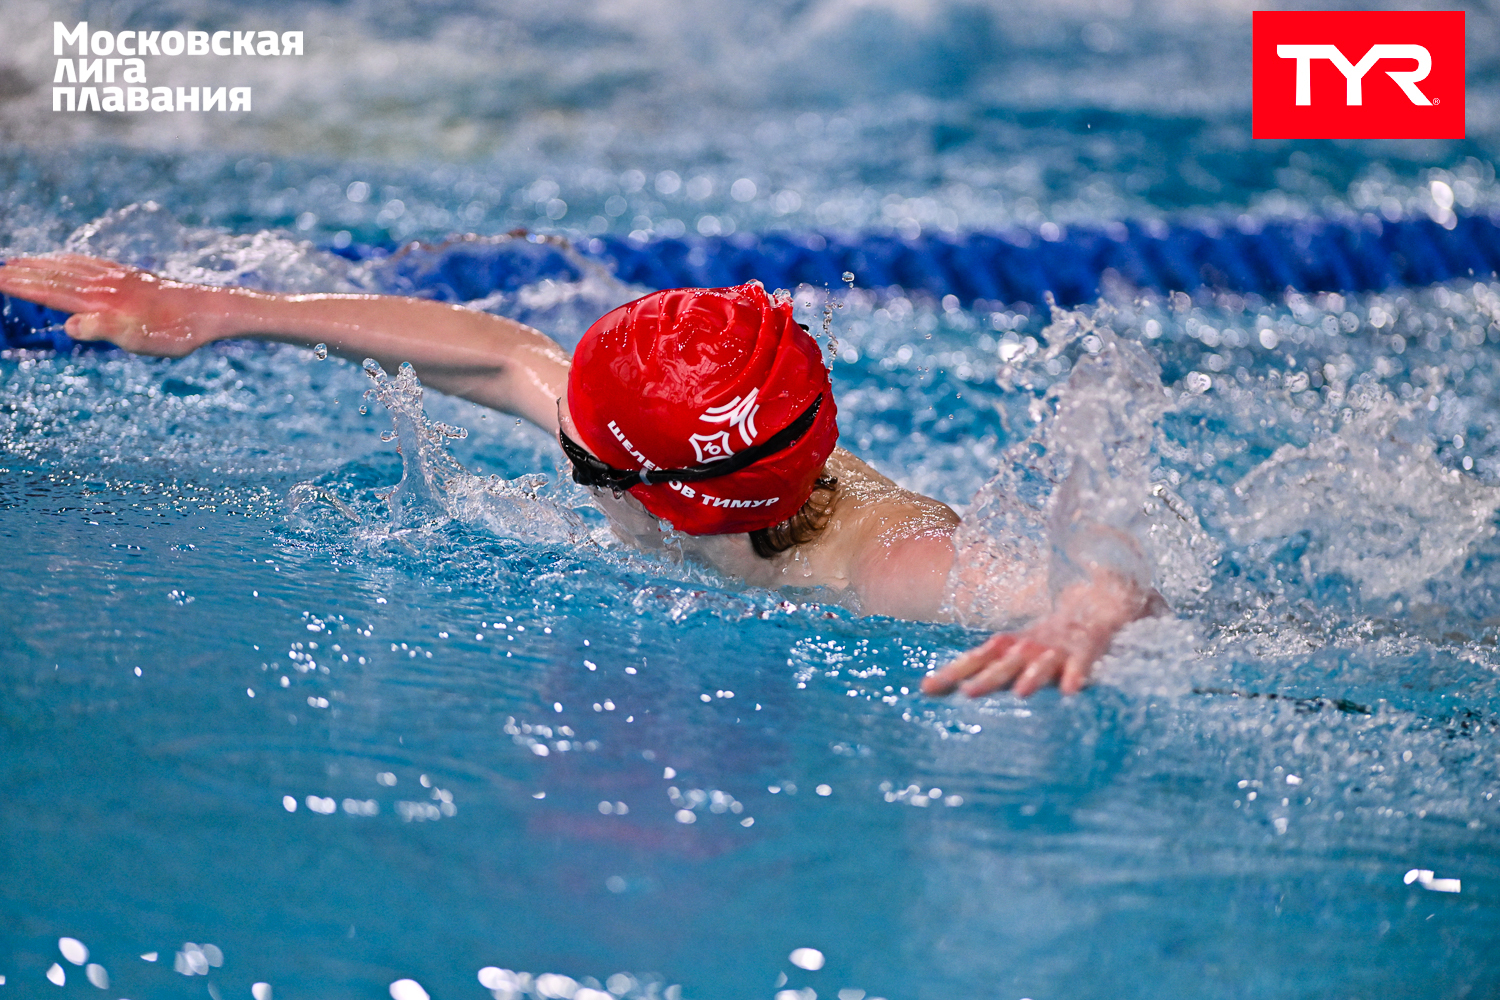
top-left (560, 394), bottom-right (823, 491)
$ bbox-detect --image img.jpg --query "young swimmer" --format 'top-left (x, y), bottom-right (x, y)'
top-left (0, 254), bottom-right (1159, 697)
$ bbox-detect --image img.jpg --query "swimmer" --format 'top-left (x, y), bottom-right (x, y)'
top-left (0, 254), bottom-right (1161, 697)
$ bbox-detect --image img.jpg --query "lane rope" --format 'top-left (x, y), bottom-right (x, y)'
top-left (7, 212), bottom-right (1500, 350)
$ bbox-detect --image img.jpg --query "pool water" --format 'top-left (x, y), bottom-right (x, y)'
top-left (4, 1), bottom-right (1500, 998)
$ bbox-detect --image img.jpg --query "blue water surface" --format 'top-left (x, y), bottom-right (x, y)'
top-left (3, 1), bottom-right (1500, 998)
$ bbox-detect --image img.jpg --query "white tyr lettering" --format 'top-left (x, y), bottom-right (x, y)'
top-left (1276, 43), bottom-right (1433, 106)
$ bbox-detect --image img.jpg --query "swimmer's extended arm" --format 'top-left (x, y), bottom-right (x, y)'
top-left (0, 255), bottom-right (571, 433)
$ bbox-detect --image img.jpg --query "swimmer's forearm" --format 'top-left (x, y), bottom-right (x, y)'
top-left (196, 287), bottom-right (570, 431)
top-left (1047, 571), bottom-right (1154, 647)
top-left (0, 256), bottom-right (570, 433)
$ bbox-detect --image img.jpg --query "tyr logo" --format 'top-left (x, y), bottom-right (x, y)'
top-left (1253, 11), bottom-right (1465, 140)
top-left (1276, 44), bottom-right (1433, 106)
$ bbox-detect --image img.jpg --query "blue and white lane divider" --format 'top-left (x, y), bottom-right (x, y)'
top-left (7, 212), bottom-right (1500, 351)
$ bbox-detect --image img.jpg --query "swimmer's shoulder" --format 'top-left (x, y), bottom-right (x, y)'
top-left (823, 447), bottom-right (960, 539)
top-left (692, 448), bottom-right (959, 610)
top-left (756, 448), bottom-right (959, 615)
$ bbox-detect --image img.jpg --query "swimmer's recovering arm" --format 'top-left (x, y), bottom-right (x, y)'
top-left (829, 453), bottom-right (1154, 697)
top-left (0, 254), bottom-right (571, 433)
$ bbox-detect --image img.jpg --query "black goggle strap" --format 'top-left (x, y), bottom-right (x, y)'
top-left (559, 393), bottom-right (824, 491)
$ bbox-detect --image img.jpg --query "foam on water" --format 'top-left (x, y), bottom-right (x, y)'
top-left (947, 298), bottom-right (1218, 629)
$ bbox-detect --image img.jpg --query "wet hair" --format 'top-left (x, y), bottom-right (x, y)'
top-left (748, 470), bottom-right (839, 558)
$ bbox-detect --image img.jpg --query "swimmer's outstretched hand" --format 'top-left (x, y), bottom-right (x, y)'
top-left (922, 572), bottom-right (1158, 698)
top-left (0, 255), bottom-right (212, 357)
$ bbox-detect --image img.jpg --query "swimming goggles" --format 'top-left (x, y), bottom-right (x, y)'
top-left (559, 394), bottom-right (823, 492)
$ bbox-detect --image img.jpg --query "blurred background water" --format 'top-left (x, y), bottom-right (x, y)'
top-left (2, 1), bottom-right (1499, 998)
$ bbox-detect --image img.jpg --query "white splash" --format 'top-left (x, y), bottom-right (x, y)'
top-left (290, 359), bottom-right (587, 547)
top-left (1227, 383), bottom-right (1500, 600)
top-left (63, 201), bottom-right (378, 293)
top-left (948, 300), bottom-right (1216, 627)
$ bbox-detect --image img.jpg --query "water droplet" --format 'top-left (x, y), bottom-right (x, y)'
top-left (389, 980), bottom-right (429, 1000)
top-left (789, 947), bottom-right (825, 970)
top-left (842, 271), bottom-right (855, 285)
top-left (478, 969), bottom-right (518, 991)
top-left (358, 405), bottom-right (368, 415)
top-left (313, 343), bottom-right (328, 360)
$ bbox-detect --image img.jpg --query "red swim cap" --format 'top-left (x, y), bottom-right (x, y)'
top-left (568, 282), bottom-right (838, 536)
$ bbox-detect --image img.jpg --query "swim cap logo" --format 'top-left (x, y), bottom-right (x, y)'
top-left (1252, 11), bottom-right (1464, 140)
top-left (690, 389), bottom-right (760, 463)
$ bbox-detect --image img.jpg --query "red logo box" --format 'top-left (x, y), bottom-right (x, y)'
top-left (1253, 10), bottom-right (1465, 139)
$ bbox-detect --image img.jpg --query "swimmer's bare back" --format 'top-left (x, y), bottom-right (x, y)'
top-left (0, 254), bottom-right (1157, 697)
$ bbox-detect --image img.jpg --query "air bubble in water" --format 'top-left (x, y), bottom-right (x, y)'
top-left (842, 271), bottom-right (855, 286)
top-left (313, 343), bottom-right (328, 360)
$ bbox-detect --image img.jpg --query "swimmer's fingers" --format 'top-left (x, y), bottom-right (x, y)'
top-left (8, 253), bottom-right (133, 279)
top-left (927, 633), bottom-right (1091, 699)
top-left (0, 271), bottom-right (124, 315)
top-left (960, 641), bottom-right (1054, 698)
top-left (0, 256), bottom-right (142, 313)
top-left (1058, 652), bottom-right (1093, 696)
top-left (64, 312), bottom-right (128, 344)
top-left (64, 309), bottom-right (200, 357)
top-left (1010, 648), bottom-right (1067, 698)
top-left (921, 633), bottom-right (1017, 695)
top-left (0, 254), bottom-right (137, 288)
top-left (1, 256), bottom-right (206, 356)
